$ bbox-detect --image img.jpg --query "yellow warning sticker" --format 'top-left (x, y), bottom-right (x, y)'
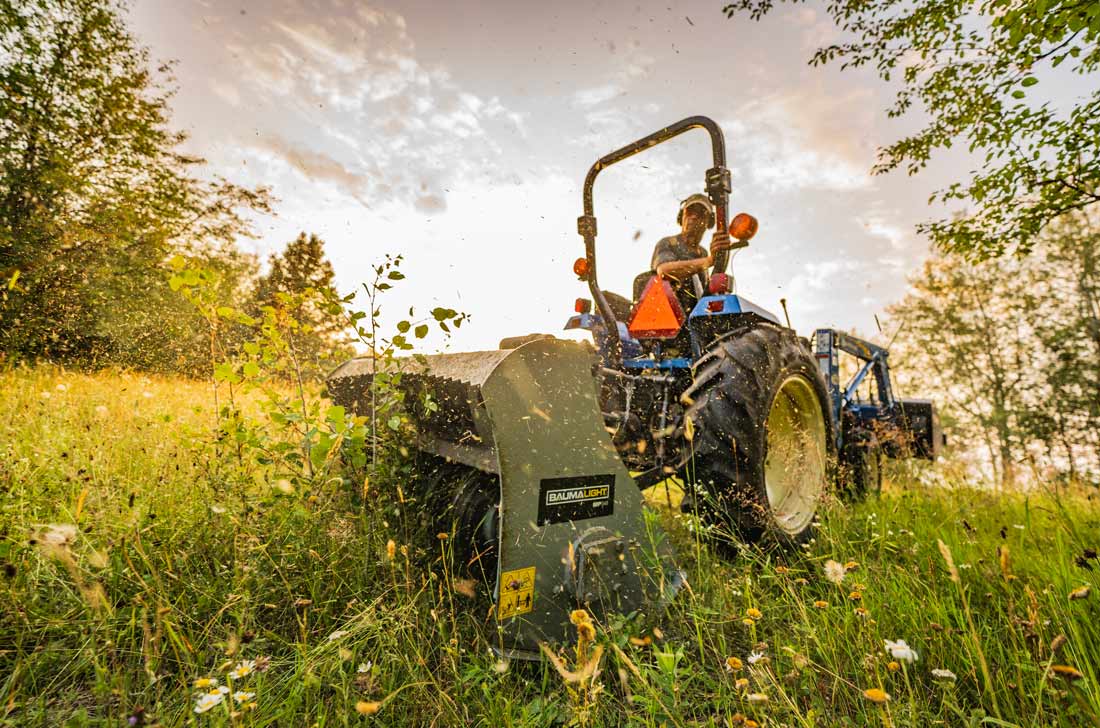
top-left (497, 566), bottom-right (536, 621)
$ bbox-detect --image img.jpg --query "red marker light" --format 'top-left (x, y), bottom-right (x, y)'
top-left (574, 298), bottom-right (591, 314)
top-left (707, 299), bottom-right (724, 312)
top-left (708, 273), bottom-right (731, 295)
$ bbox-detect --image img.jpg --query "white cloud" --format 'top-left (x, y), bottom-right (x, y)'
top-left (190, 0), bottom-right (525, 214)
top-left (574, 84), bottom-right (622, 108)
top-left (720, 86), bottom-right (878, 192)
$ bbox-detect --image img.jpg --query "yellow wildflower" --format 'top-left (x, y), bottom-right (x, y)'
top-left (849, 591), bottom-right (863, 601)
top-left (854, 607), bottom-right (870, 619)
top-left (775, 566), bottom-right (790, 574)
top-left (725, 656), bottom-right (743, 672)
top-left (1069, 585), bottom-right (1091, 601)
top-left (742, 617), bottom-right (756, 627)
top-left (193, 677), bottom-right (218, 689)
top-left (844, 560), bottom-right (860, 572)
top-left (1051, 664), bottom-right (1085, 680)
top-left (385, 539), bottom-right (396, 560)
top-left (629, 636), bottom-right (652, 647)
top-left (746, 607), bottom-right (763, 620)
top-left (813, 600), bottom-right (828, 609)
top-left (355, 700), bottom-right (381, 714)
top-left (570, 609), bottom-right (592, 626)
top-left (887, 661), bottom-right (900, 672)
top-left (576, 621), bottom-right (596, 642)
top-left (735, 677), bottom-right (750, 690)
top-left (863, 687), bottom-right (890, 704)
top-left (794, 577), bottom-right (809, 586)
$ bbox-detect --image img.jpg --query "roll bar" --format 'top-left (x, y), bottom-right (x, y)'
top-left (576, 115), bottom-right (739, 367)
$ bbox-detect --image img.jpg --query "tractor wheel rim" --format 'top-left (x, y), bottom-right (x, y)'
top-left (764, 375), bottom-right (827, 535)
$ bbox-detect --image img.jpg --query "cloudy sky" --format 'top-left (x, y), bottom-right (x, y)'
top-left (130, 0), bottom-right (962, 351)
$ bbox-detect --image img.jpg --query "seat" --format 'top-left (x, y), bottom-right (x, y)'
top-left (601, 290), bottom-right (634, 320)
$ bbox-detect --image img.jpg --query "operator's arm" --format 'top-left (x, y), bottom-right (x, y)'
top-left (652, 231), bottom-right (732, 281)
top-left (655, 255), bottom-right (711, 281)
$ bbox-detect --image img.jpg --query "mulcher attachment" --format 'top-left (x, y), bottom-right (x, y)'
top-left (327, 339), bottom-right (682, 658)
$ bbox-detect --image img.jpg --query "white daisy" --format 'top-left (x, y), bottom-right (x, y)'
top-left (228, 660), bottom-right (255, 680)
top-left (884, 639), bottom-right (918, 663)
top-left (194, 691), bottom-right (225, 713)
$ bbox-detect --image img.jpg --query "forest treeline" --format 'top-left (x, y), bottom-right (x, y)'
top-left (2, 0), bottom-right (1099, 487)
top-left (0, 0), bottom-right (347, 378)
top-left (887, 215), bottom-right (1100, 488)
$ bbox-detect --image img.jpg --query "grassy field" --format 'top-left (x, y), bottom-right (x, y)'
top-left (2, 366), bottom-right (1099, 727)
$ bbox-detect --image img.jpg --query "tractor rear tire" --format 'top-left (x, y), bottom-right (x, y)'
top-left (417, 457), bottom-right (500, 589)
top-left (680, 324), bottom-right (835, 548)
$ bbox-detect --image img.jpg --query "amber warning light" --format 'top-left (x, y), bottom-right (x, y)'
top-left (729, 213), bottom-right (759, 242)
top-left (573, 257), bottom-right (590, 280)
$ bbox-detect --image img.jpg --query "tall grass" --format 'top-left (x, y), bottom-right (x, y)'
top-left (1, 365), bottom-right (1098, 726)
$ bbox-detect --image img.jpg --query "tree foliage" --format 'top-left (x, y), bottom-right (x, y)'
top-left (724, 0), bottom-right (1100, 258)
top-left (886, 213), bottom-right (1100, 487)
top-left (0, 0), bottom-right (269, 365)
top-left (252, 233), bottom-right (347, 378)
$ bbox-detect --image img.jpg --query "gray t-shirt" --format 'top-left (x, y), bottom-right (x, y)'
top-left (650, 234), bottom-right (707, 282)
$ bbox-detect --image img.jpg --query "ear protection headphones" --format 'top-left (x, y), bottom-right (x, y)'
top-left (676, 193), bottom-right (716, 229)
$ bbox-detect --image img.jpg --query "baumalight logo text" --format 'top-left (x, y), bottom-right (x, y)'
top-left (545, 485), bottom-right (611, 505)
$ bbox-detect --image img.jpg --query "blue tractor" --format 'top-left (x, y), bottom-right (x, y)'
top-left (328, 115), bottom-right (941, 656)
top-left (558, 115), bottom-right (941, 543)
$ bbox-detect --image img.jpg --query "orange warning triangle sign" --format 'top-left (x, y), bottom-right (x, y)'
top-left (628, 276), bottom-right (686, 339)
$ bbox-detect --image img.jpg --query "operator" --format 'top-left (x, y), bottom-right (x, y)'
top-left (650, 193), bottom-right (732, 292)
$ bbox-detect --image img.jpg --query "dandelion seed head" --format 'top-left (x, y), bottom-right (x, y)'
top-left (824, 560), bottom-right (846, 585)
